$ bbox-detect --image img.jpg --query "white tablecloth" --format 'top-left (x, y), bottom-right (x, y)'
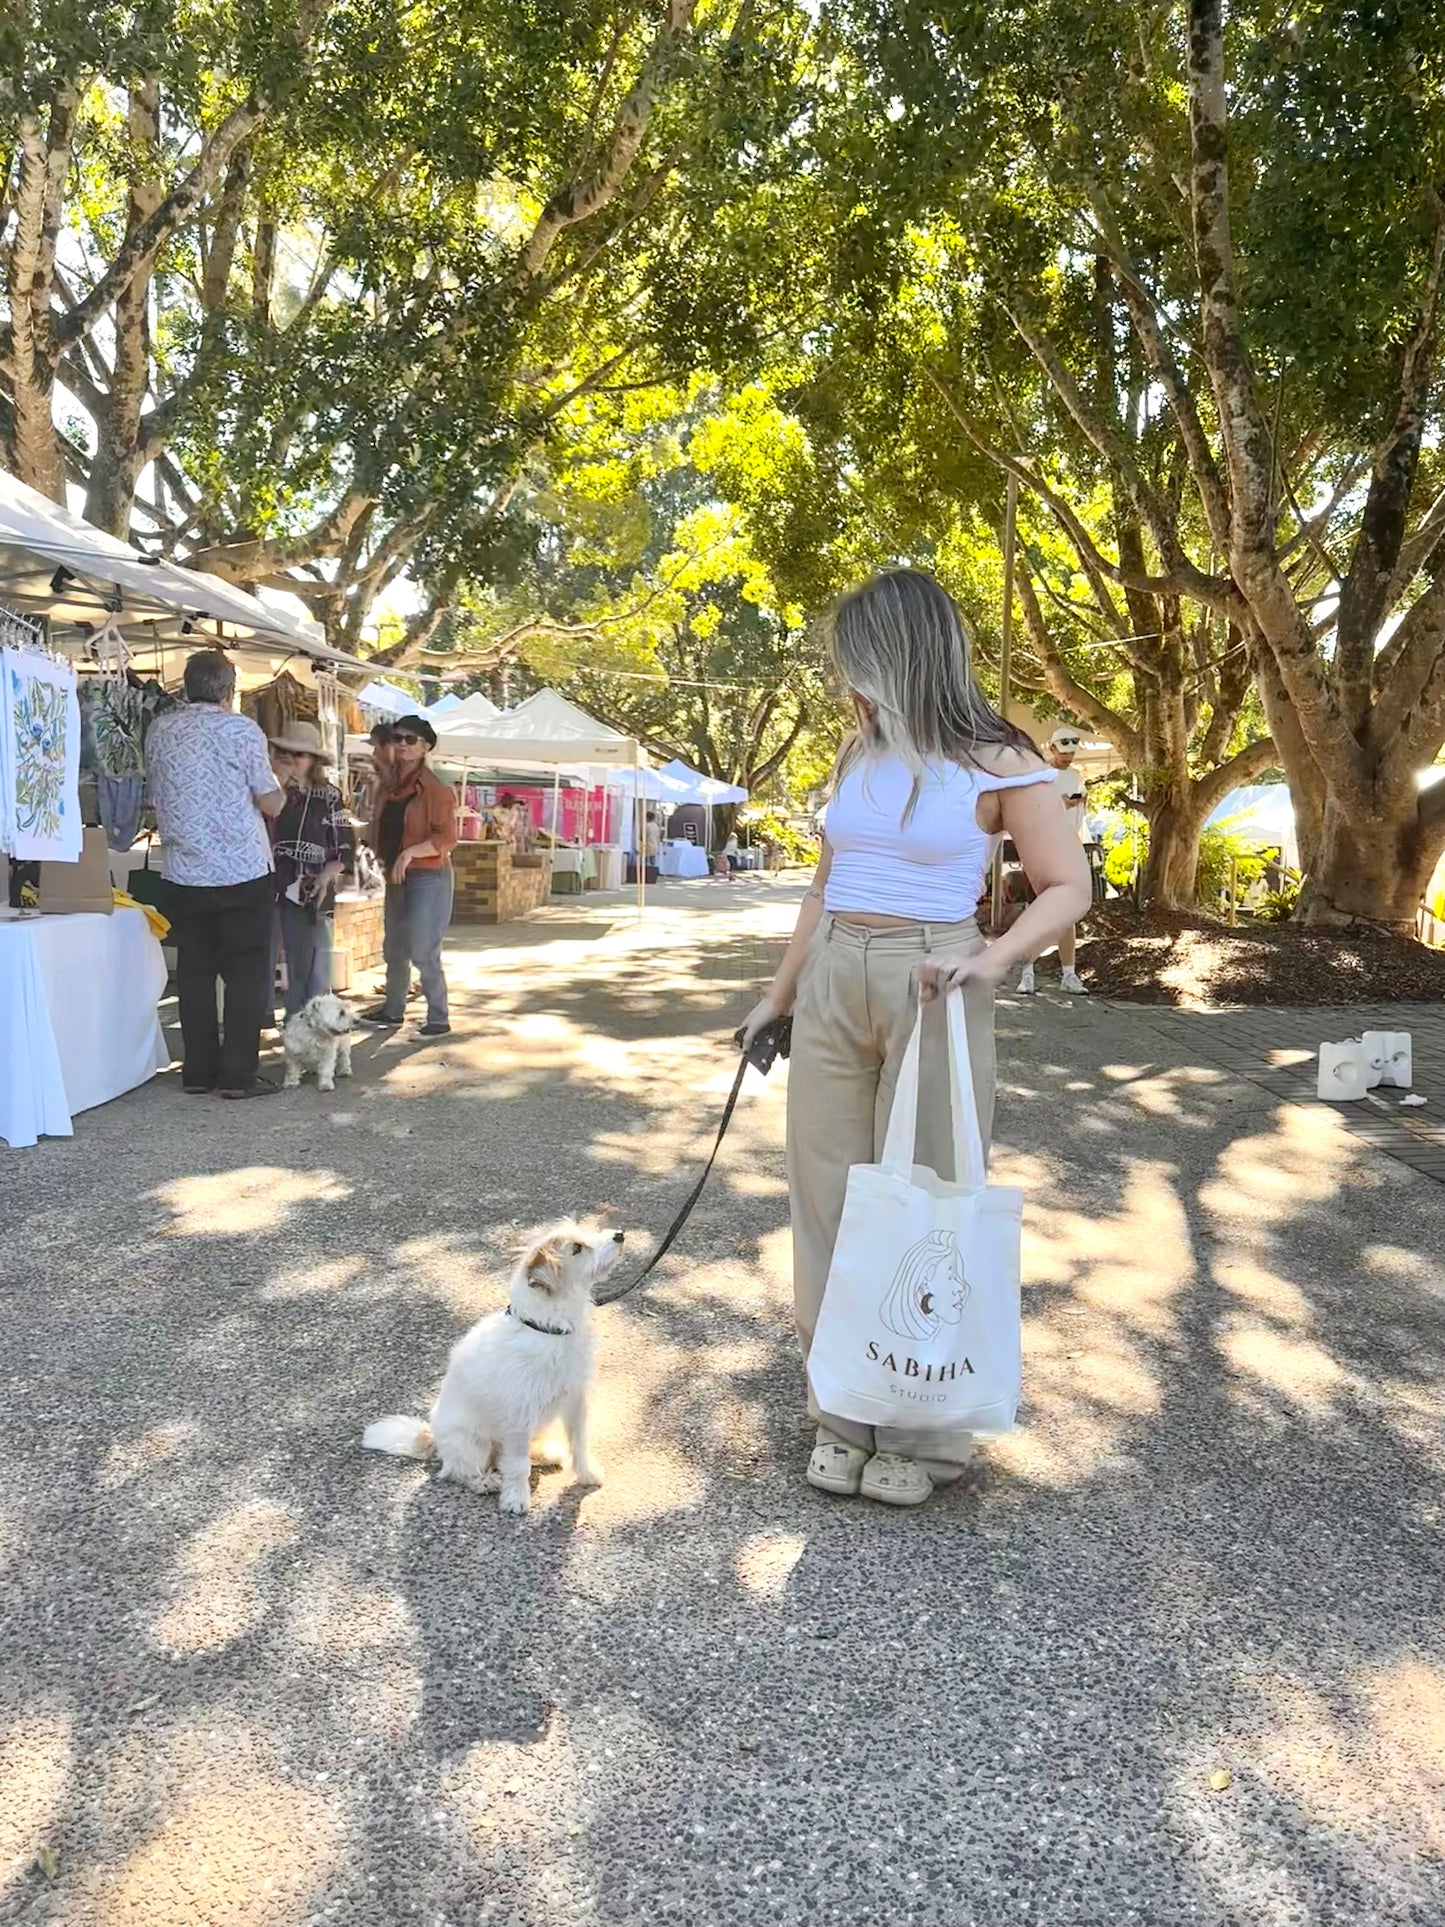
top-left (658, 842), bottom-right (710, 879)
top-left (0, 907), bottom-right (170, 1148)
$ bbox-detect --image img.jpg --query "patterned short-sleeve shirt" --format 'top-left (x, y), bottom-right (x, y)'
top-left (145, 703), bottom-right (277, 886)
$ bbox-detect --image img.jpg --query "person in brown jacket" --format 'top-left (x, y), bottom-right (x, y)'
top-left (360, 714), bottom-right (459, 1036)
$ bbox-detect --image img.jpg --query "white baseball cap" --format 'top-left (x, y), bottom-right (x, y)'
top-left (1050, 726), bottom-right (1083, 750)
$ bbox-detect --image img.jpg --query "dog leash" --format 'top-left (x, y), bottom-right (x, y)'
top-left (594, 1017), bottom-right (791, 1307)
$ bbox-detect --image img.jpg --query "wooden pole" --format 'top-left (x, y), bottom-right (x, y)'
top-left (990, 471), bottom-right (1018, 934)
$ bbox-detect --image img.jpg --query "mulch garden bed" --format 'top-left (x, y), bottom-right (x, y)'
top-left (1077, 904), bottom-right (1445, 1008)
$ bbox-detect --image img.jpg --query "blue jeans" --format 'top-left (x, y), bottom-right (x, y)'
top-left (272, 897), bottom-right (334, 1019)
top-left (383, 866), bottom-right (452, 1024)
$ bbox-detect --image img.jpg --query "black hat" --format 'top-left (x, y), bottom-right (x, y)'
top-left (393, 713), bottom-right (437, 748)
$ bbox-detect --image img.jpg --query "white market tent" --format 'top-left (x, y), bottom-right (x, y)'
top-left (0, 468), bottom-right (369, 684)
top-left (654, 758), bottom-right (748, 806)
top-left (357, 679), bottom-right (419, 717)
top-left (430, 688), bottom-right (653, 913)
top-left (435, 690), bottom-right (498, 725)
top-left (434, 687), bottom-right (645, 768)
top-left (1206, 783), bottom-right (1300, 872)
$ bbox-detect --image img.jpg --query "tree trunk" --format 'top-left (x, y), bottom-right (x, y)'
top-left (85, 82), bottom-right (165, 536)
top-left (1142, 796), bottom-right (1205, 910)
top-left (1300, 797), bottom-right (1444, 932)
top-left (1253, 648), bottom-right (1324, 877)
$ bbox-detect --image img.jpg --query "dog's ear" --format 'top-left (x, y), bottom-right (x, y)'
top-left (525, 1239), bottom-right (563, 1295)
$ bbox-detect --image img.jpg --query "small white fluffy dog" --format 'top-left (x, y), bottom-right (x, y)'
top-left (362, 1222), bottom-right (624, 1514)
top-left (282, 992), bottom-right (354, 1092)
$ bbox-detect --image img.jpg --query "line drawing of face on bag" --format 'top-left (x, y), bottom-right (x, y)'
top-left (879, 1230), bottom-right (969, 1342)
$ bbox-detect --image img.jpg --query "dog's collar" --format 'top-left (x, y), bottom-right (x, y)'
top-left (506, 1307), bottom-right (573, 1338)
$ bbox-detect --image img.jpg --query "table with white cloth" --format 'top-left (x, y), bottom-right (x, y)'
top-left (658, 841), bottom-right (710, 879)
top-left (0, 907), bottom-right (170, 1149)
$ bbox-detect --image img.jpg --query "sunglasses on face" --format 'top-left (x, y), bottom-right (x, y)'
top-left (391, 733), bottom-right (423, 746)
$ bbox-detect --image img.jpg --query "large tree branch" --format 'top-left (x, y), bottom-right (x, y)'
top-left (515, 0), bottom-right (696, 285)
top-left (928, 368), bottom-right (1240, 613)
top-left (1083, 189), bottom-right (1232, 553)
top-left (750, 700), bottom-right (810, 788)
top-left (1016, 559), bottom-right (1146, 766)
top-left (190, 490), bottom-right (378, 584)
top-left (57, 99), bottom-right (267, 347)
top-left (56, 0), bottom-right (330, 348)
top-left (1372, 561), bottom-right (1445, 758)
top-left (1190, 733), bottom-right (1278, 819)
top-left (1335, 204), bottom-right (1445, 733)
top-left (1003, 299), bottom-right (1220, 603)
top-left (1187, 0), bottom-right (1369, 811)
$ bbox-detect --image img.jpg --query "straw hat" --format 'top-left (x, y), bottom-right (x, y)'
top-left (269, 721), bottom-right (327, 759)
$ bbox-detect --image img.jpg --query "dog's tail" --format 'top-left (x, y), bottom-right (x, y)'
top-left (361, 1415), bottom-right (432, 1459)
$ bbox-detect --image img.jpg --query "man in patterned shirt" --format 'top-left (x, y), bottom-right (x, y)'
top-left (145, 651), bottom-right (285, 1097)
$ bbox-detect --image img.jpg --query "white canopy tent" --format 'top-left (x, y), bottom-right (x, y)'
top-left (654, 758), bottom-right (748, 806)
top-left (428, 689), bottom-right (652, 913)
top-left (1205, 783), bottom-right (1300, 872)
top-left (0, 469), bottom-right (368, 684)
top-left (433, 690), bottom-right (499, 726)
top-left (434, 688), bottom-right (644, 767)
top-left (357, 679), bottom-right (420, 717)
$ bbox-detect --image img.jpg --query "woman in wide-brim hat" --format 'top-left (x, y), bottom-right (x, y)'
top-left (267, 720), bottom-right (346, 1019)
top-left (359, 712), bottom-right (458, 1037)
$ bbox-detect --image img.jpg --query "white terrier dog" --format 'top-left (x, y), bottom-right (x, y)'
top-left (362, 1222), bottom-right (625, 1514)
top-left (282, 992), bottom-right (354, 1093)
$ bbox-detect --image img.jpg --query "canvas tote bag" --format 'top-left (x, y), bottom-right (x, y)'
top-left (807, 989), bottom-right (1024, 1437)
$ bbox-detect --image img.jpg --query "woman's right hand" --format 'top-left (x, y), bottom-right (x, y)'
top-left (737, 994), bottom-right (786, 1050)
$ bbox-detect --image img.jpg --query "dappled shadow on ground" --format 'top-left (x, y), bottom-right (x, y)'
top-left (2, 886), bottom-right (1444, 1924)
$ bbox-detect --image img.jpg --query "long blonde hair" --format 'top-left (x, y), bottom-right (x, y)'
top-left (829, 568), bottom-right (1035, 807)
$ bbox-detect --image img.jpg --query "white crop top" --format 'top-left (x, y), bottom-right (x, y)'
top-left (823, 752), bottom-right (1055, 922)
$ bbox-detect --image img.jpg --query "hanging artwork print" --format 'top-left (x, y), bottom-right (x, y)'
top-left (15, 674), bottom-right (70, 840)
top-left (1, 648), bottom-right (83, 864)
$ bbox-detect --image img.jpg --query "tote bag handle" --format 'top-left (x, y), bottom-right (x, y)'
top-left (880, 988), bottom-right (988, 1189)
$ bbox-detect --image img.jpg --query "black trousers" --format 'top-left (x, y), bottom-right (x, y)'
top-left (164, 874), bottom-right (274, 1090)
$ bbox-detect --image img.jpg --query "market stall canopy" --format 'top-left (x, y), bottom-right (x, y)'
top-left (433, 691), bottom-right (499, 725)
top-left (434, 687), bottom-right (648, 769)
top-left (1206, 784), bottom-right (1299, 871)
top-left (654, 758), bottom-right (748, 805)
top-left (356, 679), bottom-right (420, 716)
top-left (0, 469), bottom-right (371, 681)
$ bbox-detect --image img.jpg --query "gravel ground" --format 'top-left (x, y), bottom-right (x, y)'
top-left (2, 878), bottom-right (1444, 1927)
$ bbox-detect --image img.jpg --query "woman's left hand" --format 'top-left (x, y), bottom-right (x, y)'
top-left (918, 944), bottom-right (1011, 1003)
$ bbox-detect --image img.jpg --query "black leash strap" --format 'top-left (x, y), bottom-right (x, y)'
top-left (596, 1017), bottom-right (791, 1307)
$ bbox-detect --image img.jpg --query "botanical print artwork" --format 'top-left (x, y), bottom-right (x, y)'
top-left (13, 670), bottom-right (68, 842)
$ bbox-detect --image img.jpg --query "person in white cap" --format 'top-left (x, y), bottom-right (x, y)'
top-left (1018, 726), bottom-right (1089, 995)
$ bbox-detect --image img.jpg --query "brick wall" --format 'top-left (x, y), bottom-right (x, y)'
top-left (335, 893), bottom-right (385, 972)
top-left (451, 842), bottom-right (553, 924)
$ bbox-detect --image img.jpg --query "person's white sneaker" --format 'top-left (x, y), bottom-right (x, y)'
top-left (1060, 968), bottom-right (1087, 995)
top-left (1017, 963), bottom-right (1036, 995)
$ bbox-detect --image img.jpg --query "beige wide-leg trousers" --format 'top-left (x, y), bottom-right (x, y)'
top-left (785, 914), bottom-right (996, 1467)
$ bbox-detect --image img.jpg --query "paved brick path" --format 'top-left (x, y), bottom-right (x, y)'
top-left (1104, 999), bottom-right (1445, 1184)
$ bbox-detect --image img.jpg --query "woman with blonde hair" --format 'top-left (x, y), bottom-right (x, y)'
top-left (740, 569), bottom-right (1091, 1507)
